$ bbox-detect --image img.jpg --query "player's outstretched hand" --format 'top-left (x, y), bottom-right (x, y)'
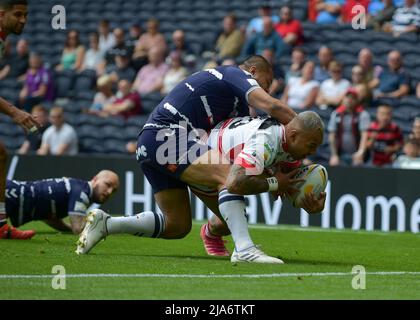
top-left (301, 192), bottom-right (326, 214)
top-left (10, 107), bottom-right (41, 133)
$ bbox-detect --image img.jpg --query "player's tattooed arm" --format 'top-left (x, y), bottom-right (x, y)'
top-left (225, 164), bottom-right (270, 195)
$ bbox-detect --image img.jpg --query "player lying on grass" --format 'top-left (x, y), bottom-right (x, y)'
top-left (196, 111), bottom-right (326, 261)
top-left (76, 112), bottom-right (326, 264)
top-left (0, 170), bottom-right (119, 239)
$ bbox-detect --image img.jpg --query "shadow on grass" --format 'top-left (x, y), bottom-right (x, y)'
top-left (90, 252), bottom-right (230, 261)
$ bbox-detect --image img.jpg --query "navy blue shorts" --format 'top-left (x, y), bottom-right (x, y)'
top-left (5, 180), bottom-right (35, 227)
top-left (136, 127), bottom-right (211, 194)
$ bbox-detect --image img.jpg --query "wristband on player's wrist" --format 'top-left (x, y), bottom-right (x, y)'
top-left (266, 177), bottom-right (278, 192)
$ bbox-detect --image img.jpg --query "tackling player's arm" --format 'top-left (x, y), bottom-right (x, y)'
top-left (0, 97), bottom-right (40, 132)
top-left (248, 88), bottom-right (297, 125)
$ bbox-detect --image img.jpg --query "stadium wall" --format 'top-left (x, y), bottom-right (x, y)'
top-left (6, 154), bottom-right (420, 233)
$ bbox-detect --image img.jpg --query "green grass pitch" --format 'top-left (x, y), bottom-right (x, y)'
top-left (1, 220), bottom-right (420, 300)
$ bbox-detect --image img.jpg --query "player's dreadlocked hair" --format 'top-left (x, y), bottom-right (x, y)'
top-left (240, 55), bottom-right (273, 74)
top-left (0, 0), bottom-right (27, 10)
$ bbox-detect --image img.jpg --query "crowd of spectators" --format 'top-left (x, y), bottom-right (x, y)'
top-left (0, 0), bottom-right (419, 168)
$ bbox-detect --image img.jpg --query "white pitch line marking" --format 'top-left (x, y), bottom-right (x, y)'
top-left (1, 271), bottom-right (420, 279)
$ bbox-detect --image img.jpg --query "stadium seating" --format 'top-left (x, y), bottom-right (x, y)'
top-left (0, 0), bottom-right (418, 159)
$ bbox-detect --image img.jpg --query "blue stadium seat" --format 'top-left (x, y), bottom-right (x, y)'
top-left (77, 124), bottom-right (103, 140)
top-left (375, 97), bottom-right (400, 108)
top-left (61, 100), bottom-right (84, 114)
top-left (403, 54), bottom-right (420, 69)
top-left (395, 105), bottom-right (419, 122)
top-left (370, 41), bottom-right (394, 55)
top-left (125, 115), bottom-right (149, 128)
top-left (0, 123), bottom-right (23, 137)
top-left (73, 72), bottom-right (96, 93)
top-left (399, 96), bottom-right (420, 108)
top-left (63, 112), bottom-right (79, 127)
top-left (80, 138), bottom-right (106, 154)
top-left (103, 116), bottom-right (126, 128)
top-left (124, 126), bottom-right (141, 142)
top-left (103, 139), bottom-right (128, 154)
top-left (101, 125), bottom-right (125, 140)
top-left (74, 90), bottom-right (96, 101)
top-left (54, 70), bottom-right (75, 98)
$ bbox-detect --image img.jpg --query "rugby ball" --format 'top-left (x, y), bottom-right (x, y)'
top-left (287, 164), bottom-right (328, 208)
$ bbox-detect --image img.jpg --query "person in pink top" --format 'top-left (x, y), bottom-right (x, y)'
top-left (132, 18), bottom-right (167, 71)
top-left (133, 47), bottom-right (169, 95)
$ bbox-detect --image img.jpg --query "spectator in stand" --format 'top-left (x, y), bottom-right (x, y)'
top-left (315, 0), bottom-right (345, 24)
top-left (261, 48), bottom-right (285, 97)
top-left (246, 2), bottom-right (280, 35)
top-left (104, 28), bottom-right (131, 66)
top-left (274, 6), bottom-right (304, 48)
top-left (368, 0), bottom-right (396, 30)
top-left (215, 14), bottom-right (245, 59)
top-left (341, 0), bottom-right (370, 23)
top-left (285, 47), bottom-right (307, 84)
top-left (55, 30), bottom-right (85, 72)
top-left (409, 117), bottom-right (420, 144)
top-left (19, 52), bottom-right (54, 112)
top-left (126, 23), bottom-right (143, 54)
top-left (37, 107), bottom-right (78, 156)
top-left (161, 51), bottom-right (188, 95)
top-left (281, 61), bottom-right (319, 110)
top-left (417, 81), bottom-right (420, 98)
top-left (308, 0), bottom-right (320, 21)
top-left (81, 32), bottom-right (104, 74)
top-left (358, 48), bottom-right (381, 90)
top-left (168, 30), bottom-right (196, 70)
top-left (242, 16), bottom-right (287, 61)
top-left (88, 75), bottom-right (116, 116)
top-left (18, 105), bottom-right (50, 155)
top-left (316, 60), bottom-right (351, 109)
top-left (393, 138), bottom-right (420, 169)
top-left (102, 80), bottom-right (142, 119)
top-left (0, 39), bottom-right (29, 81)
top-left (350, 65), bottom-right (372, 106)
top-left (364, 105), bottom-right (404, 167)
top-left (371, 50), bottom-right (410, 99)
top-left (106, 50), bottom-right (137, 83)
top-left (383, 0), bottom-right (420, 36)
top-left (314, 46), bottom-right (334, 82)
top-left (133, 47), bottom-right (169, 95)
top-left (328, 88), bottom-right (371, 166)
top-left (98, 20), bottom-right (116, 56)
top-left (132, 18), bottom-right (167, 71)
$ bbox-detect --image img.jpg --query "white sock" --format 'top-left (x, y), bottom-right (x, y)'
top-left (106, 211), bottom-right (165, 238)
top-left (218, 188), bottom-right (254, 252)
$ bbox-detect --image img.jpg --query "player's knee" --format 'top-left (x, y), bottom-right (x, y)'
top-left (164, 219), bottom-right (191, 239)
